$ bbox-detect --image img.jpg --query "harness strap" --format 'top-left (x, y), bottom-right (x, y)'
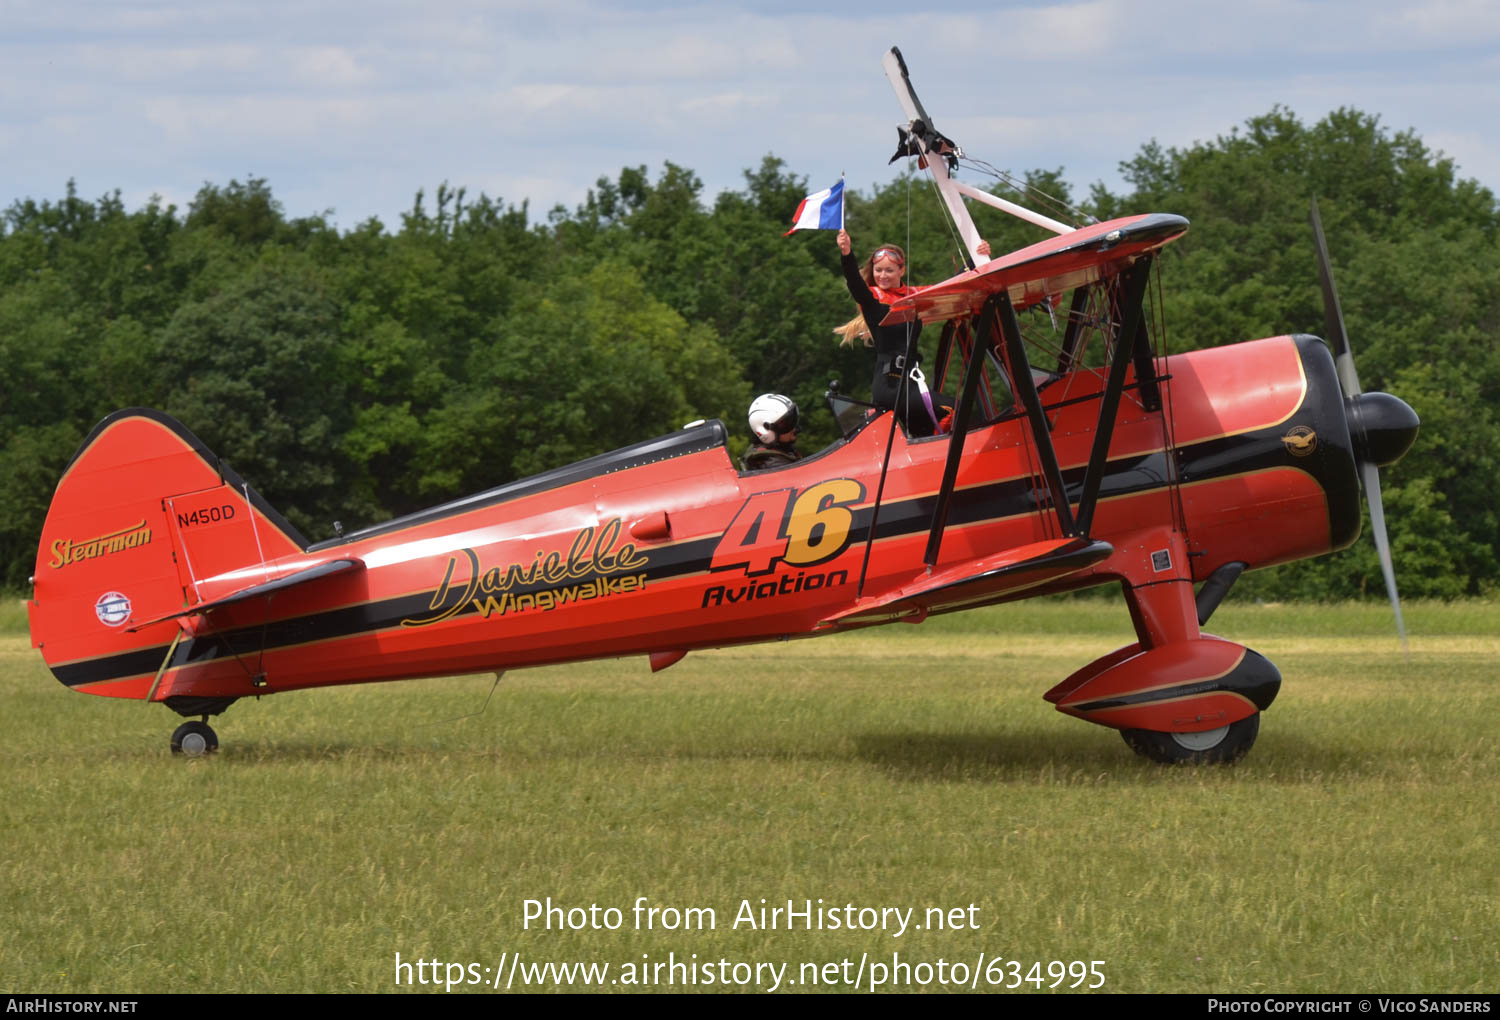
top-left (909, 365), bottom-right (941, 431)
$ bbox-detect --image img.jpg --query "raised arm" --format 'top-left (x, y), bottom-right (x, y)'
top-left (836, 230), bottom-right (885, 326)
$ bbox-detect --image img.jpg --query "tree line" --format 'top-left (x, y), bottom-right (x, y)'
top-left (2, 106), bottom-right (1495, 598)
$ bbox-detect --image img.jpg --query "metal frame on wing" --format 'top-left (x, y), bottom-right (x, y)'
top-left (882, 48), bottom-right (1163, 563)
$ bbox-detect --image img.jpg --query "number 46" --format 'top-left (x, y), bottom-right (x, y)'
top-left (709, 479), bottom-right (866, 577)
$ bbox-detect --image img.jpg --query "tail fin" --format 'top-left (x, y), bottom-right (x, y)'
top-left (27, 409), bottom-right (307, 699)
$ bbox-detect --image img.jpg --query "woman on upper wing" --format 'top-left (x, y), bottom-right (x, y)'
top-left (833, 229), bottom-right (988, 437)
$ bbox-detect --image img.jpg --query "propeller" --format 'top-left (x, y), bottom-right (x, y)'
top-left (1309, 198), bottom-right (1420, 651)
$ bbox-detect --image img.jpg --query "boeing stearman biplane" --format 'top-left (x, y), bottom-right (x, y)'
top-left (28, 49), bottom-right (1417, 762)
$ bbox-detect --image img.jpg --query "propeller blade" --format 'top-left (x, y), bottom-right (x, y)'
top-left (1309, 198), bottom-right (1362, 398)
top-left (1359, 460), bottom-right (1409, 654)
top-left (1312, 197), bottom-right (1411, 654)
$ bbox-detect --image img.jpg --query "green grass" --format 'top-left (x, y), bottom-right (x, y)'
top-left (2, 598), bottom-right (1496, 993)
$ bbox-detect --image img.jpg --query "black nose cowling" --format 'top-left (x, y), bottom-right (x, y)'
top-left (1348, 392), bottom-right (1420, 467)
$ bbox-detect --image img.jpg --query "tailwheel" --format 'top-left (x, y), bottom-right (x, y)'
top-left (1120, 714), bottom-right (1259, 765)
top-left (170, 719), bottom-right (219, 757)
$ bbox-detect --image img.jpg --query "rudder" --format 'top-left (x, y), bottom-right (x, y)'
top-left (27, 409), bottom-right (307, 699)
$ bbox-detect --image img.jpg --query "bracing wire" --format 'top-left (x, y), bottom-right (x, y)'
top-left (957, 155), bottom-right (1093, 227)
top-left (920, 170), bottom-right (970, 269)
top-left (859, 168), bottom-right (925, 595)
top-left (419, 672), bottom-right (505, 728)
top-left (1151, 262), bottom-right (1190, 536)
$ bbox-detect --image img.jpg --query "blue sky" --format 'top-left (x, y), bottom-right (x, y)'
top-left (6, 0), bottom-right (1498, 230)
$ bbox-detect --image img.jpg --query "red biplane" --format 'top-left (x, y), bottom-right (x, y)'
top-left (27, 49), bottom-right (1418, 762)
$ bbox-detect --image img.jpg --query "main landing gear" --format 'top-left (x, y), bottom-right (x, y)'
top-left (1120, 715), bottom-right (1260, 765)
top-left (1044, 531), bottom-right (1281, 766)
top-left (170, 718), bottom-right (219, 756)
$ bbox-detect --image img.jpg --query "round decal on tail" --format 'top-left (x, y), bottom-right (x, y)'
top-left (94, 591), bottom-right (131, 627)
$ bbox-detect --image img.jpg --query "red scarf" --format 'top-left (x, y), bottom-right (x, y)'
top-left (868, 284), bottom-right (914, 305)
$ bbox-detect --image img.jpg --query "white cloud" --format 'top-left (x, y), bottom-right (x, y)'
top-left (288, 47), bottom-right (375, 88)
top-left (1020, 2), bottom-right (1127, 54)
top-left (139, 94), bottom-right (381, 147)
top-left (678, 89), bottom-right (772, 118)
top-left (1371, 0), bottom-right (1500, 42)
top-left (4, 0), bottom-right (1495, 229)
top-left (96, 42), bottom-right (259, 78)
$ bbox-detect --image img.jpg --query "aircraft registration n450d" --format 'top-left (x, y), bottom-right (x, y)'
top-left (27, 49), bottom-right (1418, 762)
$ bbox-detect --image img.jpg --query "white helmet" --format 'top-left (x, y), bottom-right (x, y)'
top-left (748, 393), bottom-right (798, 444)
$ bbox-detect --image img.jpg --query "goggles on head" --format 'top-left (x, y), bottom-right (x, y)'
top-left (871, 248), bottom-right (905, 266)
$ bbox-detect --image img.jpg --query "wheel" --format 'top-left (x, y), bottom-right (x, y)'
top-left (170, 720), bottom-right (219, 757)
top-left (1120, 713), bottom-right (1259, 765)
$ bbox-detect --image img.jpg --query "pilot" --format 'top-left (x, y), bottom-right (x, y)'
top-left (833, 229), bottom-right (989, 437)
top-left (742, 394), bottom-right (802, 471)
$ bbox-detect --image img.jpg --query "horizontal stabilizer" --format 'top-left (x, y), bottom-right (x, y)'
top-left (126, 557), bottom-right (364, 632)
top-left (822, 537), bottom-right (1111, 627)
top-left (881, 214), bottom-right (1188, 324)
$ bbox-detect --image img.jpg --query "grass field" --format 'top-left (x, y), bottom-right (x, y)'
top-left (2, 596), bottom-right (1496, 993)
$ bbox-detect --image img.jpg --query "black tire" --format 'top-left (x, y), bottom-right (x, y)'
top-left (1120, 714), bottom-right (1259, 765)
top-left (170, 720), bottom-right (218, 757)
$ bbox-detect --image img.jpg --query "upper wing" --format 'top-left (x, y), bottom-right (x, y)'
top-left (881, 213), bottom-right (1189, 325)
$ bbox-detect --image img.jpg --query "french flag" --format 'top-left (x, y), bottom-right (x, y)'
top-left (784, 177), bottom-right (845, 235)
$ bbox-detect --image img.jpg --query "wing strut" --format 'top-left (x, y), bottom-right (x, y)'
top-left (932, 319), bottom-right (958, 393)
top-left (923, 316), bottom-right (988, 567)
top-left (1129, 271), bottom-right (1162, 412)
top-left (857, 309), bottom-right (926, 598)
top-left (997, 293), bottom-right (1078, 539)
top-left (1075, 256), bottom-right (1155, 535)
top-left (924, 291), bottom-right (1080, 566)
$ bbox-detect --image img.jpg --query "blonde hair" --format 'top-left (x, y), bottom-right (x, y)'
top-left (834, 313), bottom-right (871, 348)
top-left (833, 243), bottom-right (908, 348)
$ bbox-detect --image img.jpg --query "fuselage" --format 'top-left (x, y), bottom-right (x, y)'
top-left (37, 332), bottom-right (1361, 705)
